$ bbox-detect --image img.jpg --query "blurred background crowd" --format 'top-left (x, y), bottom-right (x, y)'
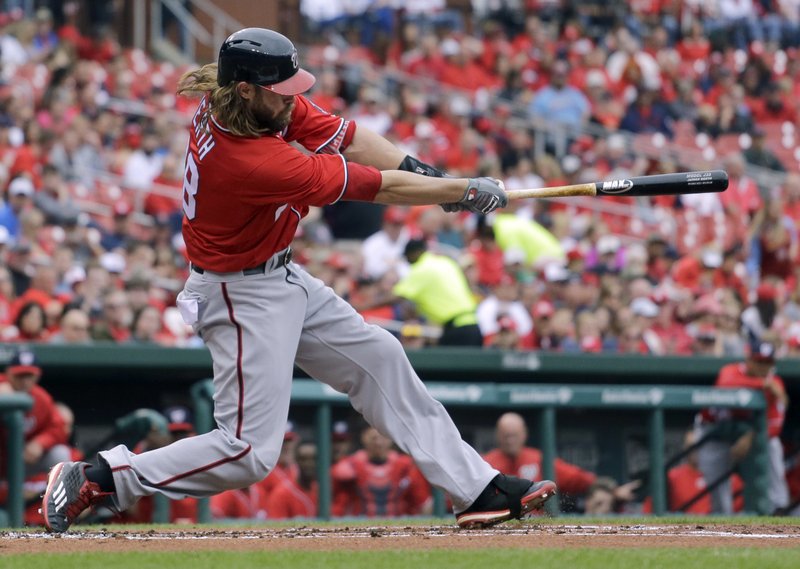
top-left (1, 0), bottom-right (800, 525)
top-left (0, 1), bottom-right (799, 357)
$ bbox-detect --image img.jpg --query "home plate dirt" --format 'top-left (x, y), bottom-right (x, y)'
top-left (2, 524), bottom-right (800, 554)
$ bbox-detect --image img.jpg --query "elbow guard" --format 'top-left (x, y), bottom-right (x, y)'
top-left (399, 155), bottom-right (446, 178)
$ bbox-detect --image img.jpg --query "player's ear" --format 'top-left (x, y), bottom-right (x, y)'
top-left (236, 82), bottom-right (256, 101)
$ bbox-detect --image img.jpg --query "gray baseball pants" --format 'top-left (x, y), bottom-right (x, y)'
top-left (101, 253), bottom-right (497, 513)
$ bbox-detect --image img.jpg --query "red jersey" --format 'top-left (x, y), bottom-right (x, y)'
top-left (257, 462), bottom-right (299, 499)
top-left (182, 95), bottom-right (382, 272)
top-left (701, 363), bottom-right (787, 438)
top-left (330, 450), bottom-right (431, 517)
top-left (482, 447), bottom-right (596, 496)
top-left (642, 464), bottom-right (744, 514)
top-left (266, 479), bottom-right (318, 519)
top-left (210, 485), bottom-right (270, 520)
top-left (0, 376), bottom-right (66, 458)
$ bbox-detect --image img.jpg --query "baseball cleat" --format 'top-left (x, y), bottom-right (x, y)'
top-left (456, 475), bottom-right (557, 529)
top-left (41, 461), bottom-right (112, 533)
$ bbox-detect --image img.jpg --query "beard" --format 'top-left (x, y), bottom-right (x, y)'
top-left (251, 98), bottom-right (295, 134)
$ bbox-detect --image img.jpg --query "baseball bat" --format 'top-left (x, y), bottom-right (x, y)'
top-left (506, 170), bottom-right (728, 200)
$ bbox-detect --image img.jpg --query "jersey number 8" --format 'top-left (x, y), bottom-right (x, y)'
top-left (183, 153), bottom-right (199, 220)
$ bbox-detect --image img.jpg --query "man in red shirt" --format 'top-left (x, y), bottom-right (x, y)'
top-left (266, 441), bottom-right (318, 519)
top-left (256, 421), bottom-right (299, 500)
top-left (331, 425), bottom-right (431, 517)
top-left (483, 413), bottom-right (639, 507)
top-left (0, 347), bottom-right (70, 515)
top-left (696, 340), bottom-right (790, 514)
top-left (43, 28), bottom-right (554, 533)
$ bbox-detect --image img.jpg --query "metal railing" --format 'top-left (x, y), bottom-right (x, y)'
top-left (0, 393), bottom-right (34, 528)
top-left (189, 379), bottom-right (770, 521)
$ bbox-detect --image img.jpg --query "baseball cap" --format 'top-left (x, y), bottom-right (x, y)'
top-left (497, 314), bottom-right (517, 331)
top-left (597, 235), bottom-right (621, 256)
top-left (383, 206), bottom-right (408, 225)
top-left (284, 420), bottom-right (299, 442)
top-left (756, 282), bottom-right (777, 301)
top-left (6, 347), bottom-right (41, 376)
top-left (332, 420), bottom-right (351, 442)
top-left (701, 250), bottom-right (723, 269)
top-left (113, 201), bottom-right (132, 217)
top-left (631, 297), bottom-right (659, 318)
top-left (749, 340), bottom-right (776, 363)
top-left (8, 176), bottom-right (34, 197)
top-left (533, 300), bottom-right (555, 318)
top-left (162, 405), bottom-right (194, 433)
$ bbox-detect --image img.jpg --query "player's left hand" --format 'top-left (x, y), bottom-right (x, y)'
top-left (458, 177), bottom-right (508, 214)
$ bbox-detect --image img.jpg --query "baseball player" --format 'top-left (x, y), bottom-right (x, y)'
top-left (265, 441), bottom-right (318, 519)
top-left (331, 425), bottom-right (431, 517)
top-left (695, 339), bottom-right (790, 514)
top-left (484, 413), bottom-right (640, 504)
top-left (41, 27), bottom-right (556, 531)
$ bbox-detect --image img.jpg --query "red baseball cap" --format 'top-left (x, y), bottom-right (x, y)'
top-left (533, 300), bottom-right (555, 318)
top-left (383, 206), bottom-right (408, 224)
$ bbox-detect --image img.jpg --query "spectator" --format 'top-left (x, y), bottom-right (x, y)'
top-left (100, 202), bottom-right (135, 252)
top-left (584, 476), bottom-right (623, 515)
top-left (619, 85), bottom-right (674, 137)
top-left (331, 424), bottom-right (430, 517)
top-left (0, 347), bottom-right (70, 508)
top-left (7, 301), bottom-right (49, 342)
top-left (331, 420), bottom-right (353, 464)
top-left (361, 206), bottom-right (411, 280)
top-left (392, 238), bottom-right (483, 346)
top-left (116, 406), bottom-right (199, 524)
top-left (482, 413), bottom-right (639, 507)
top-left (129, 305), bottom-right (167, 345)
top-left (477, 274), bottom-right (534, 349)
top-left (0, 176), bottom-right (36, 241)
top-left (48, 307), bottom-right (92, 344)
top-left (210, 479), bottom-right (270, 521)
top-left (91, 289), bottom-right (132, 342)
top-left (741, 282), bottom-right (779, 343)
top-left (695, 339), bottom-right (790, 514)
top-left (266, 441), bottom-right (319, 519)
top-left (256, 421), bottom-right (300, 501)
top-left (753, 196), bottom-right (796, 282)
top-left (528, 60), bottom-right (590, 153)
top-left (121, 127), bottom-right (164, 191)
top-left (743, 127), bottom-right (786, 172)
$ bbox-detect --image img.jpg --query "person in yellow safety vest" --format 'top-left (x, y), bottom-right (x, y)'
top-left (491, 213), bottom-right (564, 267)
top-left (392, 239), bottom-right (483, 346)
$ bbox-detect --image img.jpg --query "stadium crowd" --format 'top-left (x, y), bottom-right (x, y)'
top-left (0, 3), bottom-right (798, 357)
top-left (1, 1), bottom-right (800, 522)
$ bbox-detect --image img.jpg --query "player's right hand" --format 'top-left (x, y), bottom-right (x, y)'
top-left (458, 177), bottom-right (508, 214)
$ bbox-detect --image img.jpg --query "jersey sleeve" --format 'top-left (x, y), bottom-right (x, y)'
top-left (243, 145), bottom-right (381, 206)
top-left (284, 95), bottom-right (356, 155)
top-left (30, 387), bottom-right (67, 451)
top-left (554, 458), bottom-right (596, 496)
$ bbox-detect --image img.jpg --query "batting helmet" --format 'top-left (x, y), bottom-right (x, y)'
top-left (217, 28), bottom-right (316, 95)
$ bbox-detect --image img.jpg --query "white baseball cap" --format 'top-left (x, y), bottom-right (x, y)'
top-left (8, 177), bottom-right (34, 197)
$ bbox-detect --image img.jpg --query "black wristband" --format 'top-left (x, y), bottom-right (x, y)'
top-left (399, 155), bottom-right (446, 178)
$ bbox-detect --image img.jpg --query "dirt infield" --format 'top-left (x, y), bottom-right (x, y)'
top-left (2, 523), bottom-right (800, 554)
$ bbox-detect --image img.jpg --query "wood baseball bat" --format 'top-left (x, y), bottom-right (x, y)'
top-left (506, 170), bottom-right (728, 200)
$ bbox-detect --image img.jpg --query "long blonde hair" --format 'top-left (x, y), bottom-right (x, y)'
top-left (177, 63), bottom-right (268, 138)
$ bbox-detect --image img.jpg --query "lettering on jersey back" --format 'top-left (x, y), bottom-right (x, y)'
top-left (192, 98), bottom-right (216, 161)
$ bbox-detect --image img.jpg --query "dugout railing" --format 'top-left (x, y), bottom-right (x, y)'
top-left (186, 379), bottom-right (770, 522)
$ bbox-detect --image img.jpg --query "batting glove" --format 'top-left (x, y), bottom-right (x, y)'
top-left (458, 177), bottom-right (508, 214)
